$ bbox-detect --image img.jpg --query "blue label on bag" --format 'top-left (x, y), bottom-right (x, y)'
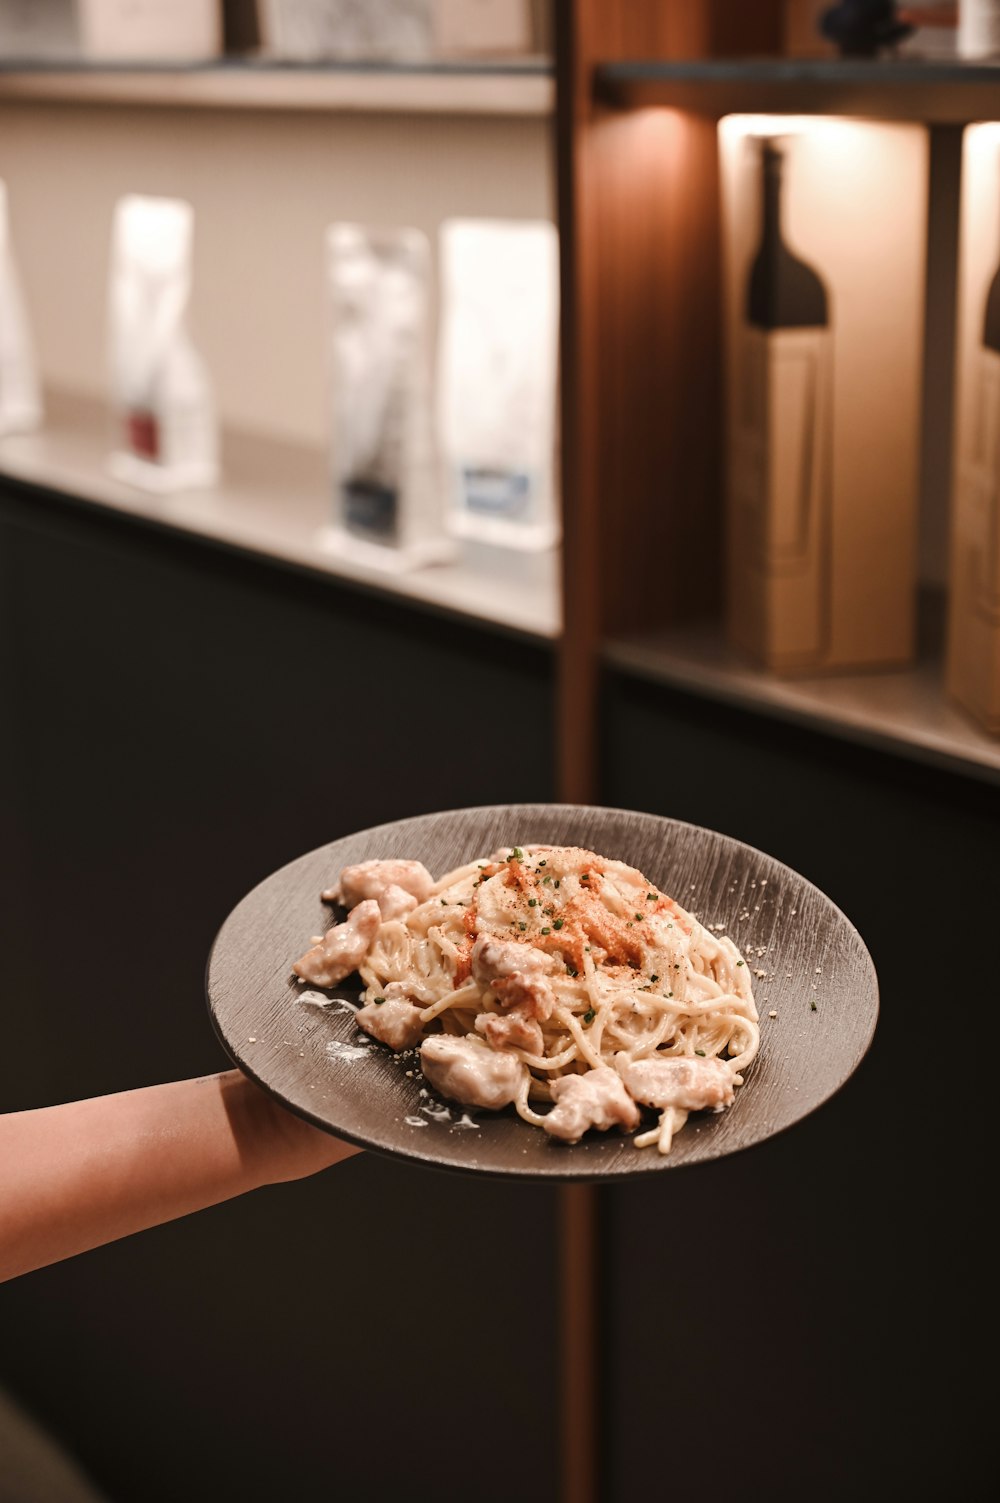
top-left (460, 467), bottom-right (532, 518)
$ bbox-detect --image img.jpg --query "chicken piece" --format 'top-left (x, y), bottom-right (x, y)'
top-left (323, 859), bottom-right (434, 909)
top-left (471, 935), bottom-right (556, 1021)
top-left (373, 884), bottom-right (419, 921)
top-left (292, 900), bottom-right (380, 987)
top-left (356, 996), bottom-right (426, 1051)
top-left (615, 1054), bottom-right (735, 1112)
top-left (420, 1035), bottom-right (524, 1110)
top-left (475, 1009), bottom-right (545, 1056)
top-left (542, 1067), bottom-right (641, 1144)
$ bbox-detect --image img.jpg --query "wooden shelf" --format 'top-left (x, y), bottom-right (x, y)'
top-left (0, 391), bottom-right (560, 643)
top-left (595, 56), bottom-right (1000, 122)
top-left (603, 620), bottom-right (1000, 787)
top-left (0, 57), bottom-right (554, 115)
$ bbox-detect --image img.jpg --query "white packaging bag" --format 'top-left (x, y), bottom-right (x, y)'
top-left (325, 223), bottom-right (452, 570)
top-left (260, 0), bottom-right (433, 60)
top-left (438, 218), bottom-right (560, 550)
top-left (79, 1), bottom-right (222, 59)
top-left (0, 179), bottom-right (43, 439)
top-left (108, 194), bottom-right (218, 493)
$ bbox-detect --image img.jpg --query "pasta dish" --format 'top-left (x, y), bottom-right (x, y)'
top-left (292, 845), bottom-right (759, 1154)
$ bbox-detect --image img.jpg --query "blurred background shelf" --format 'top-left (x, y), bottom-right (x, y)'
top-left (594, 56), bottom-right (1000, 121)
top-left (603, 619), bottom-right (1000, 787)
top-left (0, 57), bottom-right (554, 114)
top-left (0, 391), bottom-right (560, 643)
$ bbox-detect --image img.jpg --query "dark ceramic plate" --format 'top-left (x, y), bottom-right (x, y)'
top-left (206, 804), bottom-right (878, 1180)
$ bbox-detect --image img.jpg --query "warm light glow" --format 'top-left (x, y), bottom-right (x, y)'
top-left (720, 113), bottom-right (865, 148)
top-left (966, 120), bottom-right (1000, 148)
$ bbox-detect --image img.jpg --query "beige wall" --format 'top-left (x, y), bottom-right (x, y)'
top-left (0, 100), bottom-right (554, 448)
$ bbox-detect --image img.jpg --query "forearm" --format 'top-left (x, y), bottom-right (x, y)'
top-left (0, 1072), bottom-right (359, 1283)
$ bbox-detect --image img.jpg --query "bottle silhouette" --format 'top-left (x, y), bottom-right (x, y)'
top-left (747, 143), bottom-right (829, 332)
top-left (730, 138), bottom-right (833, 671)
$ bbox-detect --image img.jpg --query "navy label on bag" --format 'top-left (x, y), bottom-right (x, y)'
top-left (342, 479), bottom-right (399, 543)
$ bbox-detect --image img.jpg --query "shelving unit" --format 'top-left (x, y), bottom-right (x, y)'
top-left (0, 392), bottom-right (559, 643)
top-left (555, 18), bottom-right (996, 1503)
top-left (603, 619), bottom-right (1000, 786)
top-left (0, 57), bottom-right (554, 114)
top-left (594, 55), bottom-right (1000, 121)
top-left (556, 10), bottom-right (1000, 810)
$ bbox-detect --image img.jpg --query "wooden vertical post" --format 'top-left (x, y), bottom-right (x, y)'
top-left (552, 5), bottom-right (785, 1500)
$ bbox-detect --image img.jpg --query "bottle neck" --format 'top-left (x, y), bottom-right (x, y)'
top-left (761, 154), bottom-right (784, 243)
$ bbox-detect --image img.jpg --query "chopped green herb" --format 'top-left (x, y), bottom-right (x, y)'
top-left (518, 922), bottom-right (528, 932)
top-left (736, 960), bottom-right (744, 967)
top-left (585, 945), bottom-right (592, 952)
top-left (542, 876), bottom-right (552, 885)
top-left (650, 974), bottom-right (659, 983)
top-left (694, 1048), bottom-right (706, 1057)
top-left (646, 893), bottom-right (657, 901)
top-left (566, 966), bottom-right (578, 977)
top-left (553, 918), bottom-right (564, 930)
top-left (511, 847), bottom-right (524, 860)
top-left (810, 1000), bottom-right (818, 1011)
top-left (583, 1009), bottom-right (596, 1025)
top-left (541, 927), bottom-right (551, 935)
top-left (374, 997), bottom-right (385, 1005)
top-left (528, 898), bottom-right (537, 907)
top-left (634, 913), bottom-right (643, 921)
top-left (538, 859), bottom-right (547, 867)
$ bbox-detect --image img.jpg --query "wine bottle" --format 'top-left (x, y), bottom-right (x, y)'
top-left (730, 139), bottom-right (833, 669)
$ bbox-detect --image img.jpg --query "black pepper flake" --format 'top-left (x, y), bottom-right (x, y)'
top-left (583, 1009), bottom-right (596, 1024)
top-left (518, 922), bottom-right (528, 931)
top-left (538, 860), bottom-right (547, 867)
top-left (650, 974), bottom-right (659, 982)
top-left (737, 960), bottom-right (744, 967)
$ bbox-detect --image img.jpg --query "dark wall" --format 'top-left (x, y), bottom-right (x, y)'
top-left (0, 482), bottom-right (559, 1503)
top-left (599, 672), bottom-right (998, 1503)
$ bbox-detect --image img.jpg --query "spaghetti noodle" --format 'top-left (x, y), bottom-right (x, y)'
top-left (293, 844), bottom-right (759, 1154)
